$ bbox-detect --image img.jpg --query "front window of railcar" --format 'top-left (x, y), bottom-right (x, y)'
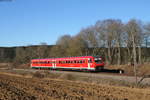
top-left (94, 57), bottom-right (102, 63)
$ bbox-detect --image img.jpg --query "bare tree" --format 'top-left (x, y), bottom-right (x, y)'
top-left (144, 23), bottom-right (150, 48)
top-left (56, 35), bottom-right (72, 48)
top-left (66, 35), bottom-right (88, 56)
top-left (125, 19), bottom-right (142, 84)
top-left (109, 20), bottom-right (124, 65)
top-left (95, 19), bottom-right (123, 65)
top-left (79, 26), bottom-right (99, 55)
top-left (49, 45), bottom-right (65, 57)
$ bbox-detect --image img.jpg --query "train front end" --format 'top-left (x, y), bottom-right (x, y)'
top-left (94, 57), bottom-right (105, 71)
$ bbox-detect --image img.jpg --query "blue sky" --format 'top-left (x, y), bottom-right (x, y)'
top-left (0, 0), bottom-right (150, 47)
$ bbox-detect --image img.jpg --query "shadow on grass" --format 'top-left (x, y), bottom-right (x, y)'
top-left (49, 68), bottom-right (125, 74)
top-left (98, 69), bottom-right (124, 74)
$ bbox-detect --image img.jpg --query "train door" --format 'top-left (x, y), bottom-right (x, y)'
top-left (87, 58), bottom-right (91, 69)
top-left (52, 60), bottom-right (56, 69)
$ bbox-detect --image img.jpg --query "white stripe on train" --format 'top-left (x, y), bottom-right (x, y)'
top-left (31, 66), bottom-right (95, 70)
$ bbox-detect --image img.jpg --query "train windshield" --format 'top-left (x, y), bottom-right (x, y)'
top-left (94, 58), bottom-right (102, 63)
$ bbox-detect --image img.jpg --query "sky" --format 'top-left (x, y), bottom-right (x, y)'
top-left (0, 0), bottom-right (150, 47)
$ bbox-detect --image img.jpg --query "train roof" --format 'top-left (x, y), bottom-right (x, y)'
top-left (31, 56), bottom-right (100, 61)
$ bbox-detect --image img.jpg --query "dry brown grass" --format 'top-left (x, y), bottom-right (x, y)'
top-left (0, 73), bottom-right (150, 100)
top-left (107, 63), bottom-right (150, 76)
top-left (1, 68), bottom-right (150, 88)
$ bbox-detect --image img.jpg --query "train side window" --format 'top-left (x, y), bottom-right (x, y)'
top-left (59, 61), bottom-right (61, 64)
top-left (82, 60), bottom-right (85, 63)
top-left (80, 60), bottom-right (82, 63)
top-left (88, 59), bottom-right (92, 63)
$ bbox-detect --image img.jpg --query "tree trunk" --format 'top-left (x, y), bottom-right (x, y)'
top-left (104, 49), bottom-right (109, 65)
top-left (117, 47), bottom-right (121, 65)
top-left (117, 40), bottom-right (121, 65)
top-left (132, 36), bottom-right (137, 84)
top-left (127, 47), bottom-right (131, 64)
top-left (138, 45), bottom-right (142, 64)
top-left (108, 47), bottom-right (111, 65)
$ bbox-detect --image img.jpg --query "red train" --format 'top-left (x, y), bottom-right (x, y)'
top-left (31, 56), bottom-right (105, 71)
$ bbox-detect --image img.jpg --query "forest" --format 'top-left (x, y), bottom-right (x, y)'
top-left (1, 19), bottom-right (150, 67)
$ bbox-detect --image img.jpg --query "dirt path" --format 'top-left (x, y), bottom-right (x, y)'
top-left (0, 73), bottom-right (150, 100)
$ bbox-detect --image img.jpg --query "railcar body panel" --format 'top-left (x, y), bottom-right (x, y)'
top-left (31, 56), bottom-right (105, 71)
